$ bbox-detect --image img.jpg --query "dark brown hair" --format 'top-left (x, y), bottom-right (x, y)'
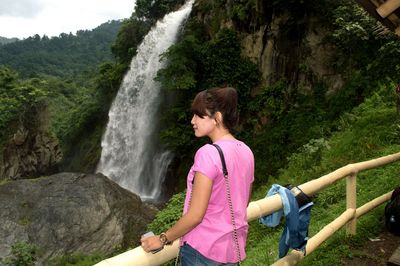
top-left (191, 86), bottom-right (238, 132)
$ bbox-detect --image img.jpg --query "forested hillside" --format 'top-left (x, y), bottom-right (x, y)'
top-left (0, 37), bottom-right (18, 45)
top-left (0, 20), bottom-right (122, 79)
top-left (0, 0), bottom-right (188, 176)
top-left (0, 20), bottom-right (128, 176)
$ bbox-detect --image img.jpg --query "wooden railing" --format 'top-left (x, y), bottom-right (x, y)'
top-left (272, 151), bottom-right (400, 265)
top-left (95, 152), bottom-right (400, 266)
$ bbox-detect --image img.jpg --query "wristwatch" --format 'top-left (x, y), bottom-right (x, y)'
top-left (159, 232), bottom-right (172, 246)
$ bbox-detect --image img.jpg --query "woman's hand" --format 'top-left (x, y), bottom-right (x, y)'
top-left (141, 235), bottom-right (163, 253)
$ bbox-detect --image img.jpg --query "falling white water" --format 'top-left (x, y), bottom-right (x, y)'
top-left (97, 0), bottom-right (194, 201)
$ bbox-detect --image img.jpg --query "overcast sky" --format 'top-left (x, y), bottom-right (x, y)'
top-left (0, 0), bottom-right (135, 39)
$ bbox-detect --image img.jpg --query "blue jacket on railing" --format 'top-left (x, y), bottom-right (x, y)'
top-left (259, 184), bottom-right (314, 258)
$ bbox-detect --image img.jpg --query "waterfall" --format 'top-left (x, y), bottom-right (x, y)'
top-left (97, 0), bottom-right (194, 201)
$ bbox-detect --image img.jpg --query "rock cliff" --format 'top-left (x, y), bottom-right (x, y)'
top-left (192, 0), bottom-right (344, 92)
top-left (0, 172), bottom-right (156, 265)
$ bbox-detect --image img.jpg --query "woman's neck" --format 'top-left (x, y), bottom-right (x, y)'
top-left (210, 130), bottom-right (235, 143)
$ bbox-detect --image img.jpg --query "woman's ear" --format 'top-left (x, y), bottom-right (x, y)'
top-left (215, 112), bottom-right (223, 126)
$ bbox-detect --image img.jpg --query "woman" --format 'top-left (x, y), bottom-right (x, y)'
top-left (141, 86), bottom-right (254, 265)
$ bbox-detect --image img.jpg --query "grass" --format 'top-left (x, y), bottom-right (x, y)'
top-left (48, 253), bottom-right (107, 266)
top-left (242, 92), bottom-right (400, 265)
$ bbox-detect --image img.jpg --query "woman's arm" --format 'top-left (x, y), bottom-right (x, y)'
top-left (141, 171), bottom-right (213, 252)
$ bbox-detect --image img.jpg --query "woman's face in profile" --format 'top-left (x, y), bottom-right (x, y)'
top-left (190, 113), bottom-right (216, 138)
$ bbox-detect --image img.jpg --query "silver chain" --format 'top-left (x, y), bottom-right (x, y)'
top-left (222, 171), bottom-right (242, 265)
top-left (213, 143), bottom-right (242, 265)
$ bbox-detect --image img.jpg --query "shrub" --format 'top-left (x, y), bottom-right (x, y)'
top-left (4, 241), bottom-right (38, 266)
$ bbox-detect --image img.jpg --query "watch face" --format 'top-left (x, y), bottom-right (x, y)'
top-left (160, 234), bottom-right (167, 244)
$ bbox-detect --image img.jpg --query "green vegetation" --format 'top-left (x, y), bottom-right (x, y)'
top-left (136, 0), bottom-right (186, 23)
top-left (0, 36), bottom-right (18, 45)
top-left (147, 84), bottom-right (400, 265)
top-left (4, 241), bottom-right (38, 266)
top-left (0, 0), bottom-right (187, 172)
top-left (0, 21), bottom-right (125, 171)
top-left (156, 27), bottom-right (260, 180)
top-left (47, 253), bottom-right (107, 266)
top-left (0, 67), bottom-right (47, 142)
top-left (154, 0), bottom-right (400, 186)
top-left (148, 192), bottom-right (186, 234)
top-left (0, 21), bottom-right (122, 79)
top-left (245, 88), bottom-right (400, 265)
top-left (111, 18), bottom-right (151, 64)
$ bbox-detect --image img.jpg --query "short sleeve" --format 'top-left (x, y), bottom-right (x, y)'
top-left (192, 144), bottom-right (219, 181)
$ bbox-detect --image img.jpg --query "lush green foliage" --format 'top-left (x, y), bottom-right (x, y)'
top-left (0, 63), bottom-right (109, 171)
top-left (230, 0), bottom-right (257, 25)
top-left (111, 18), bottom-right (152, 64)
top-left (112, 0), bottom-right (187, 64)
top-left (156, 34), bottom-right (203, 91)
top-left (155, 1), bottom-right (371, 188)
top-left (157, 27), bottom-right (259, 163)
top-left (4, 241), bottom-right (38, 266)
top-left (147, 192), bottom-right (186, 233)
top-left (0, 0), bottom-right (189, 173)
top-left (241, 80), bottom-right (333, 181)
top-left (0, 67), bottom-right (47, 141)
top-left (234, 0), bottom-right (400, 182)
top-left (0, 36), bottom-right (18, 45)
top-left (136, 0), bottom-right (186, 22)
top-left (49, 61), bottom-right (128, 171)
top-left (329, 1), bottom-right (400, 83)
top-left (0, 21), bottom-right (121, 79)
top-left (48, 253), bottom-right (106, 266)
top-left (51, 0), bottom-right (187, 170)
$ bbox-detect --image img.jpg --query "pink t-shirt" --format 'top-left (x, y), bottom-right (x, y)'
top-left (181, 139), bottom-right (254, 263)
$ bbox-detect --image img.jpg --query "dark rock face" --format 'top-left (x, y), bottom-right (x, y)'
top-left (0, 172), bottom-right (157, 265)
top-left (0, 128), bottom-right (62, 180)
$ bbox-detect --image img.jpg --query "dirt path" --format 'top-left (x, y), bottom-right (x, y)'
top-left (342, 230), bottom-right (400, 265)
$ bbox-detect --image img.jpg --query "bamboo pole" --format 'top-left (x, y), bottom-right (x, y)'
top-left (376, 0), bottom-right (400, 18)
top-left (247, 193), bottom-right (284, 221)
top-left (94, 152), bottom-right (400, 266)
top-left (296, 152), bottom-right (400, 199)
top-left (274, 191), bottom-right (395, 265)
top-left (305, 209), bottom-right (356, 255)
top-left (356, 191), bottom-right (393, 217)
top-left (346, 173), bottom-right (357, 235)
top-left (396, 25), bottom-right (400, 36)
top-left (272, 209), bottom-right (356, 266)
top-left (94, 240), bottom-right (180, 266)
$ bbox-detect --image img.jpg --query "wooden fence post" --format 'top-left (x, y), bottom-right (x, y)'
top-left (376, 0), bottom-right (400, 18)
top-left (346, 172), bottom-right (357, 235)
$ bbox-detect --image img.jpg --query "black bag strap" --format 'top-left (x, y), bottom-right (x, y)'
top-left (212, 144), bottom-right (228, 176)
top-left (212, 143), bottom-right (242, 263)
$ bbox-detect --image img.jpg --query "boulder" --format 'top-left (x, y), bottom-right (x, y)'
top-left (0, 172), bottom-right (157, 265)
